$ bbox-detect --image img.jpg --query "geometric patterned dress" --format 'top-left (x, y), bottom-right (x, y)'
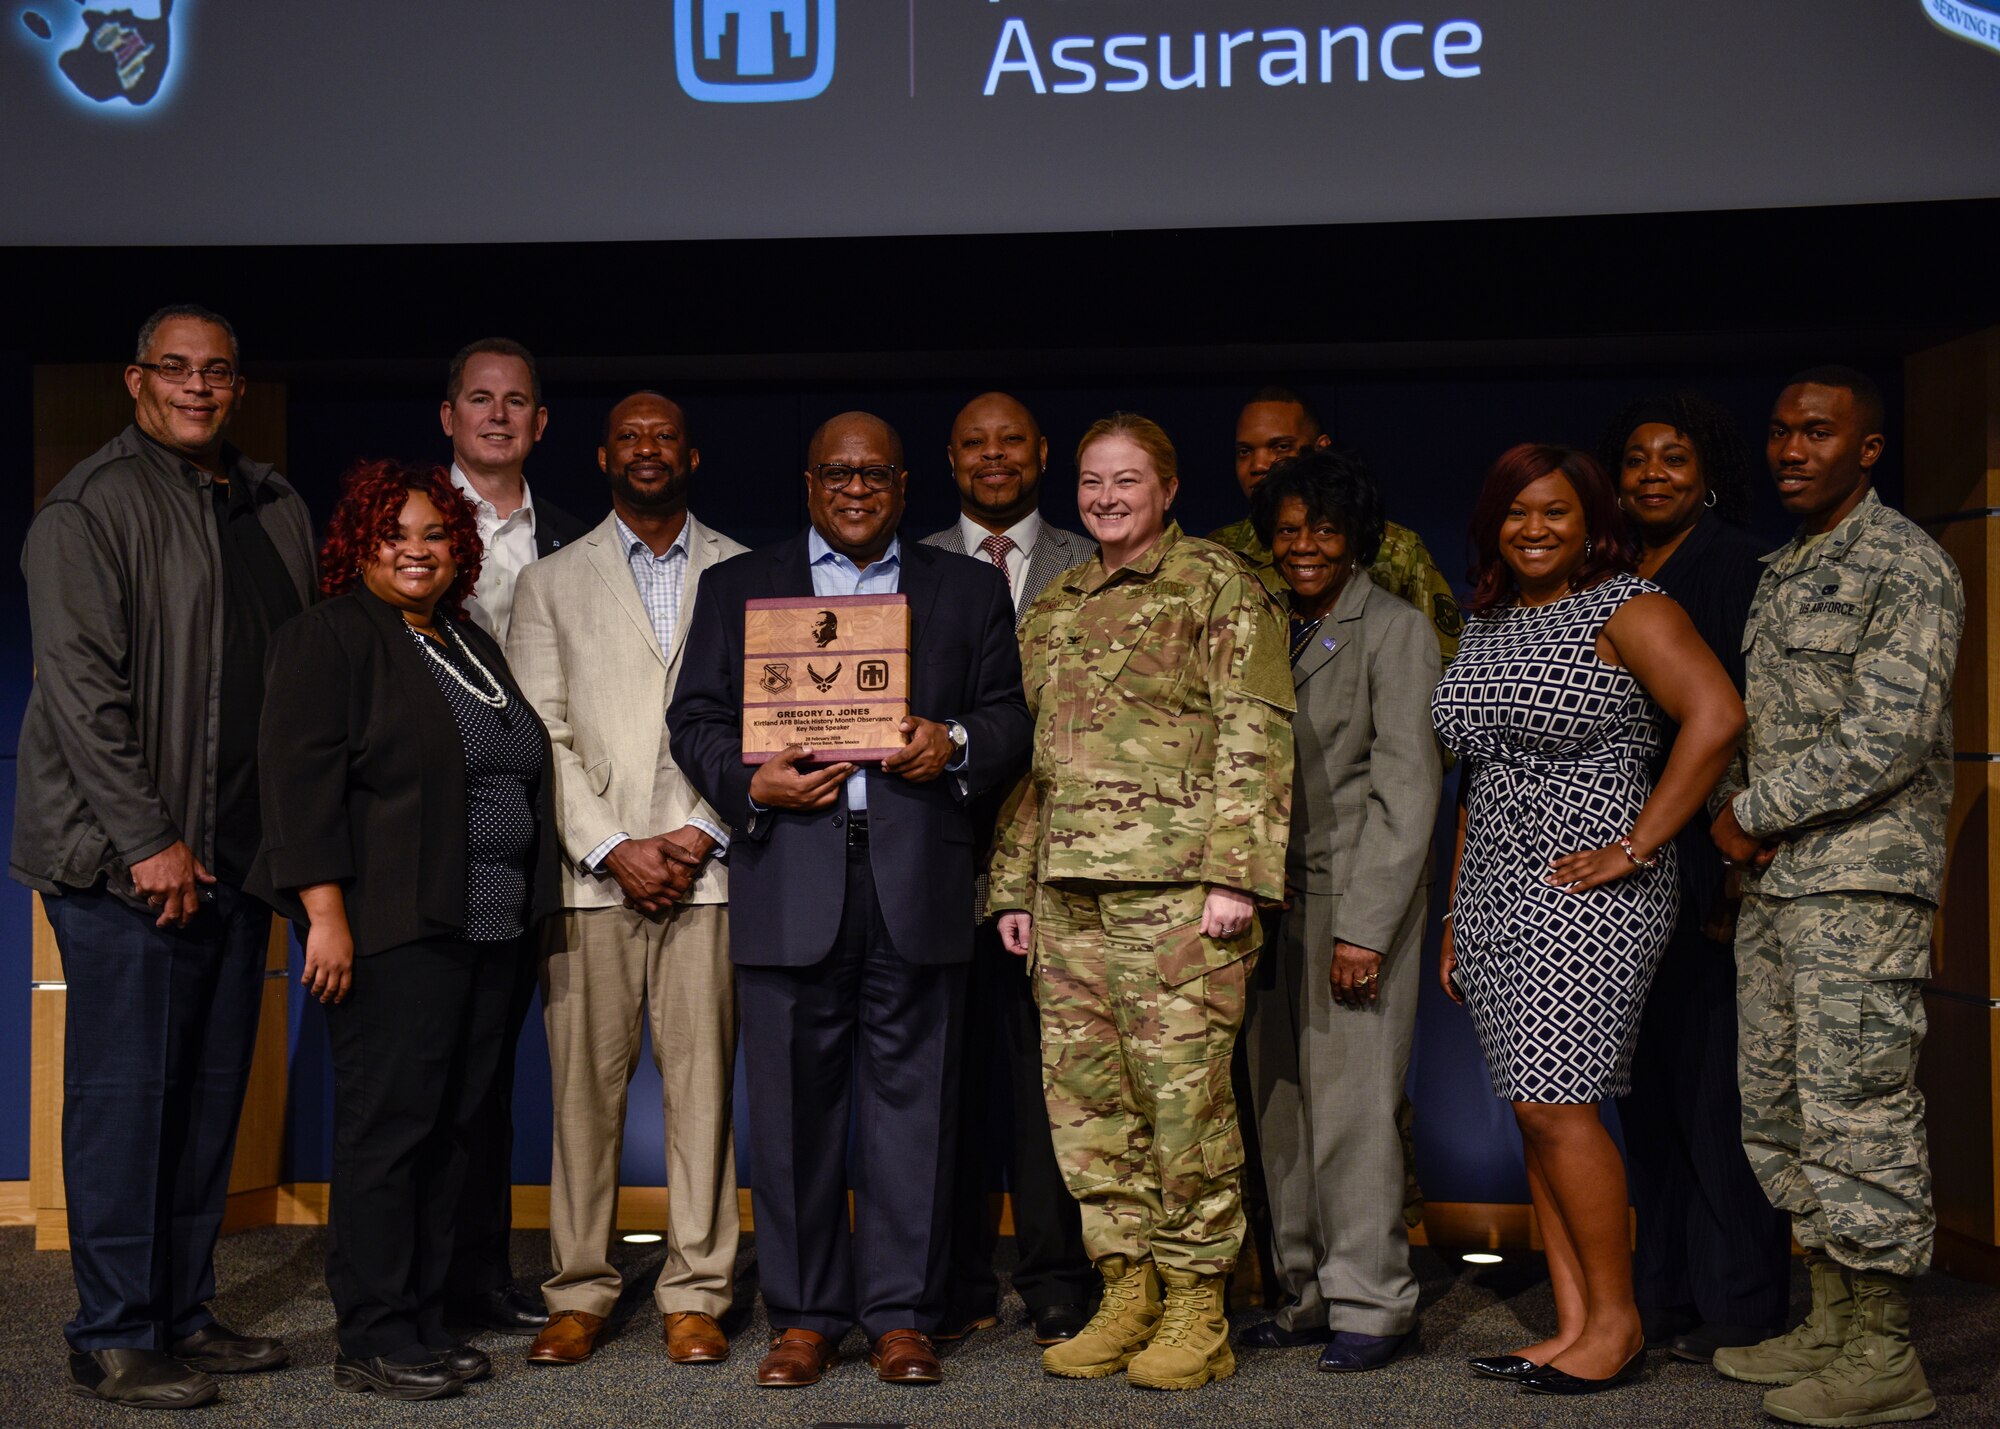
top-left (1430, 573), bottom-right (1679, 1102)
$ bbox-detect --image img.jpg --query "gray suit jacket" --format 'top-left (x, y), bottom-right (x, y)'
top-left (508, 512), bottom-right (747, 908)
top-left (921, 518), bottom-right (1092, 627)
top-left (1287, 571), bottom-right (1444, 954)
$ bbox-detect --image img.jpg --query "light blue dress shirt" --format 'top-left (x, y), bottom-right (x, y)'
top-left (807, 529), bottom-right (903, 812)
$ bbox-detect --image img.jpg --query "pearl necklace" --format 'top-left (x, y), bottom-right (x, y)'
top-left (409, 619), bottom-right (509, 709)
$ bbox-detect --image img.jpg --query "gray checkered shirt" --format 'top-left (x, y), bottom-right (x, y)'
top-left (616, 513), bottom-right (690, 658)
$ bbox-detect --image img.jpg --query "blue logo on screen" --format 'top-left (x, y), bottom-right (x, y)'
top-left (19, 0), bottom-right (179, 111)
top-left (674, 0), bottom-right (835, 103)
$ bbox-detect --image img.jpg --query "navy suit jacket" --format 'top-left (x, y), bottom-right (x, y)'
top-left (667, 531), bottom-right (1031, 968)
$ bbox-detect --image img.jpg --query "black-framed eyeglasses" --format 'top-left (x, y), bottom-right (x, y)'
top-left (135, 359), bottom-right (238, 387)
top-left (811, 464), bottom-right (901, 491)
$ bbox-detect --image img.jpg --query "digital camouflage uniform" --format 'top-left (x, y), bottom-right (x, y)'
top-left (1714, 490), bottom-right (1963, 1278)
top-left (1208, 515), bottom-right (1462, 664)
top-left (990, 523), bottom-right (1295, 1278)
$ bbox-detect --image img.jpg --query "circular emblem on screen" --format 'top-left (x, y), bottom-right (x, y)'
top-left (21, 0), bottom-right (178, 108)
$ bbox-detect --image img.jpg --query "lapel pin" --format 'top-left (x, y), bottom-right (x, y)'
top-left (1323, 635), bottom-right (1338, 652)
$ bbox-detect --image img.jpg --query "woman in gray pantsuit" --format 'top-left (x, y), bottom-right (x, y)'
top-left (1240, 449), bottom-right (1444, 1372)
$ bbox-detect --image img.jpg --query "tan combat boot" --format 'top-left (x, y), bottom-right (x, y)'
top-left (1715, 1252), bottom-right (1856, 1386)
top-left (1125, 1267), bottom-right (1234, 1391)
top-left (1041, 1255), bottom-right (1162, 1379)
top-left (1762, 1271), bottom-right (1936, 1426)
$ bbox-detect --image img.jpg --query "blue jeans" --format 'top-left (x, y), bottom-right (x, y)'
top-left (44, 881), bottom-right (269, 1351)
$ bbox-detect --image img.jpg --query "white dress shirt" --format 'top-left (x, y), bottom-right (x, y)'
top-left (955, 509), bottom-right (1043, 607)
top-left (450, 463), bottom-right (539, 642)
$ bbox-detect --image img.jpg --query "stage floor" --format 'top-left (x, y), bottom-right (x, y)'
top-left (3, 1227), bottom-right (1997, 1426)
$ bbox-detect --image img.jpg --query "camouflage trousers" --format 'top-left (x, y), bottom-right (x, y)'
top-left (1033, 881), bottom-right (1258, 1278)
top-left (1736, 889), bottom-right (1934, 1276)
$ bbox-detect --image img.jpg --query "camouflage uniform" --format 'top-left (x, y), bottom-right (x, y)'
top-left (990, 523), bottom-right (1295, 1277)
top-left (1208, 515), bottom-right (1462, 664)
top-left (1714, 490), bottom-right (1963, 1278)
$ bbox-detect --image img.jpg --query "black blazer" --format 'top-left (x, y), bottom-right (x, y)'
top-left (667, 532), bottom-right (1031, 968)
top-left (248, 586), bottom-right (560, 956)
top-left (533, 493), bottom-right (591, 559)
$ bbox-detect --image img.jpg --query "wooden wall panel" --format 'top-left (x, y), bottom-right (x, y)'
top-left (1908, 328), bottom-right (2000, 1282)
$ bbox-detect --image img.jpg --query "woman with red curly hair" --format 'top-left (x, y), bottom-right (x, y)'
top-left (1430, 444), bottom-right (1743, 1398)
top-left (249, 460), bottom-right (558, 1402)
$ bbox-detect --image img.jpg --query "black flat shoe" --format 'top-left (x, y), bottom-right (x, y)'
top-left (67, 1348), bottom-right (220, 1408)
top-left (1032, 1303), bottom-right (1090, 1345)
top-left (1517, 1349), bottom-right (1645, 1395)
top-left (1239, 1319), bottom-right (1335, 1349)
top-left (332, 1353), bottom-right (463, 1401)
top-left (1468, 1353), bottom-right (1542, 1381)
top-left (429, 1343), bottom-right (492, 1383)
top-left (168, 1321), bottom-right (289, 1374)
top-left (1318, 1328), bottom-right (1417, 1373)
top-left (449, 1284), bottom-right (548, 1334)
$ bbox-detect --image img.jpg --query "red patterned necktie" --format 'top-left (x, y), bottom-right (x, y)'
top-left (978, 532), bottom-right (1015, 573)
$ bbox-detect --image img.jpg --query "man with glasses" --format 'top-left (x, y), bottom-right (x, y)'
top-left (16, 305), bottom-right (315, 1407)
top-left (669, 412), bottom-right (1032, 1389)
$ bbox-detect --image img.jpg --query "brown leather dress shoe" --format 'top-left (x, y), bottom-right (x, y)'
top-left (869, 1328), bottom-right (942, 1385)
top-left (664, 1311), bottom-right (729, 1364)
top-left (526, 1310), bottom-right (605, 1365)
top-left (756, 1328), bottom-right (838, 1387)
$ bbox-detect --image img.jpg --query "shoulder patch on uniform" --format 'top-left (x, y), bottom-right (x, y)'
top-left (1433, 594), bottom-right (1463, 638)
top-left (1241, 608), bottom-right (1298, 712)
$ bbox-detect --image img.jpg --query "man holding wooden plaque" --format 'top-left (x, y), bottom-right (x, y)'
top-left (667, 412), bottom-right (1032, 1390)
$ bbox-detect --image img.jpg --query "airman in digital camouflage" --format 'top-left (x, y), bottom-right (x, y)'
top-left (991, 414), bottom-right (1294, 1392)
top-left (1211, 387), bottom-right (1462, 663)
top-left (1709, 368), bottom-right (1963, 1428)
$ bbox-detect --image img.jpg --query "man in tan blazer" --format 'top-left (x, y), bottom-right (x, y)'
top-left (506, 392), bottom-right (748, 1367)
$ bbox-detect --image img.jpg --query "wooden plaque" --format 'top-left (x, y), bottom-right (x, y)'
top-left (742, 594), bottom-right (910, 763)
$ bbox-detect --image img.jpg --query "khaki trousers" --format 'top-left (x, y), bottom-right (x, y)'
top-left (540, 903), bottom-right (738, 1317)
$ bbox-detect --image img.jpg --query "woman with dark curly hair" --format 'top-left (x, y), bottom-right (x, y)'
top-left (1431, 444), bottom-right (1743, 1396)
top-left (1238, 449), bottom-right (1442, 1373)
top-left (249, 460), bottom-right (558, 1402)
top-left (1595, 395), bottom-right (1790, 1364)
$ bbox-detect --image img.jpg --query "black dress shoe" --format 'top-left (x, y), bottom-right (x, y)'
top-left (68, 1348), bottom-right (220, 1408)
top-left (1239, 1319), bottom-right (1335, 1349)
top-left (450, 1284), bottom-right (549, 1334)
top-left (1518, 1349), bottom-right (1645, 1396)
top-left (932, 1307), bottom-right (998, 1342)
top-left (168, 1321), bottom-right (289, 1374)
top-left (1032, 1303), bottom-right (1091, 1345)
top-left (1318, 1328), bottom-right (1417, 1372)
top-left (332, 1353), bottom-right (464, 1401)
top-left (1668, 1322), bottom-right (1788, 1364)
top-left (428, 1343), bottom-right (493, 1383)
top-left (1640, 1304), bottom-right (1699, 1349)
top-left (1468, 1353), bottom-right (1542, 1381)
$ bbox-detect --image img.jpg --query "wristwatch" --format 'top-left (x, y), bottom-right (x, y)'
top-left (946, 720), bottom-right (969, 755)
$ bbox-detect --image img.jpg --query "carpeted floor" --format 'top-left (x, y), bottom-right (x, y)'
top-left (3, 1227), bottom-right (1997, 1427)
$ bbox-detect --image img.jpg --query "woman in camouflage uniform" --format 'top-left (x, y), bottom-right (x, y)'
top-left (990, 413), bottom-right (1296, 1391)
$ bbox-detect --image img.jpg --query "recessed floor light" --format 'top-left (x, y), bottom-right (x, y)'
top-left (1461, 1252), bottom-right (1504, 1265)
top-left (621, 1232), bottom-right (664, 1244)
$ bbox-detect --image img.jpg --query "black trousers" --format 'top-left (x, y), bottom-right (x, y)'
top-left (45, 883), bottom-right (267, 1351)
top-left (325, 934), bottom-right (521, 1357)
top-left (444, 935), bottom-right (541, 1299)
top-left (1619, 916), bottom-right (1791, 1329)
top-left (736, 845), bottom-right (965, 1344)
top-left (944, 919), bottom-right (1095, 1317)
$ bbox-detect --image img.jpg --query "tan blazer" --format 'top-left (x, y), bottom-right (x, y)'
top-left (1287, 570), bottom-right (1444, 954)
top-left (508, 512), bottom-right (747, 908)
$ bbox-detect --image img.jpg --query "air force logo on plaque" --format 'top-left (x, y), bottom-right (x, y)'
top-left (759, 662), bottom-right (793, 694)
top-left (675, 0), bottom-right (837, 103)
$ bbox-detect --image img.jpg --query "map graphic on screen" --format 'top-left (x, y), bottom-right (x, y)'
top-left (21, 0), bottom-right (174, 107)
